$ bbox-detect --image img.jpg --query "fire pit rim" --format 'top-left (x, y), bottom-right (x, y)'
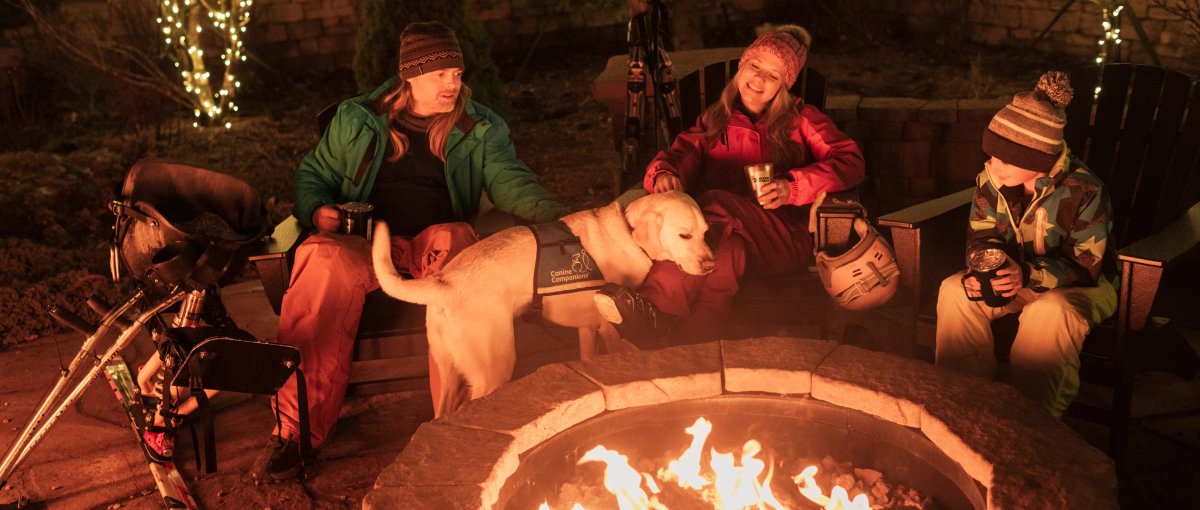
top-left (364, 337), bottom-right (1118, 510)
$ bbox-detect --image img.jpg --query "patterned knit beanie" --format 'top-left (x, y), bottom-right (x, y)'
top-left (982, 71), bottom-right (1074, 172)
top-left (398, 21), bottom-right (465, 80)
top-left (742, 25), bottom-right (811, 88)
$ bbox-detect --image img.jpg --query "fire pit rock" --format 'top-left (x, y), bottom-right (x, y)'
top-left (363, 337), bottom-right (1117, 509)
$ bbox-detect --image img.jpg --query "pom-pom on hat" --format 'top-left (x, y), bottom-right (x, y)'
top-left (982, 71), bottom-right (1074, 172)
top-left (398, 21), bottom-right (465, 80)
top-left (742, 25), bottom-right (811, 88)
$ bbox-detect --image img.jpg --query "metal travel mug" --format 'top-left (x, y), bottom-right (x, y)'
top-left (964, 247), bottom-right (1013, 307)
top-left (744, 163), bottom-right (773, 199)
top-left (339, 202), bottom-right (374, 240)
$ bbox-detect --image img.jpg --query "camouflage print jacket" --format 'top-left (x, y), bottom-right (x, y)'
top-left (966, 148), bottom-right (1119, 291)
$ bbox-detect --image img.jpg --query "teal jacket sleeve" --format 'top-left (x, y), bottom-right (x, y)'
top-left (479, 115), bottom-right (568, 223)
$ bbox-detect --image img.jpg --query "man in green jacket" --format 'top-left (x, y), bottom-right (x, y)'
top-left (258, 21), bottom-right (567, 480)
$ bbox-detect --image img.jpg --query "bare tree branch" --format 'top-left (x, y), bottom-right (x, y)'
top-left (1150, 0), bottom-right (1200, 44)
top-left (13, 0), bottom-right (193, 109)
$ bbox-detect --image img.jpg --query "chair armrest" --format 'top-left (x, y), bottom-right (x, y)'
top-left (471, 192), bottom-right (538, 236)
top-left (1119, 201), bottom-right (1200, 267)
top-left (812, 187), bottom-right (863, 250)
top-left (876, 187), bottom-right (973, 301)
top-left (1116, 201), bottom-right (1200, 331)
top-left (473, 206), bottom-right (526, 236)
top-left (878, 187), bottom-right (974, 229)
top-left (249, 216), bottom-right (305, 315)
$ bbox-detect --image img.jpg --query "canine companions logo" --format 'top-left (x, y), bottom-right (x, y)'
top-left (549, 248), bottom-right (597, 284)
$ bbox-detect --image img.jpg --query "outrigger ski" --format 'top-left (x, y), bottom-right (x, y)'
top-left (103, 356), bottom-right (199, 509)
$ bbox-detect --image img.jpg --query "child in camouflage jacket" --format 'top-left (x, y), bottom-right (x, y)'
top-left (936, 71), bottom-right (1118, 417)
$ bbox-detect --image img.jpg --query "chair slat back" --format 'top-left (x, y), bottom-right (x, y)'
top-left (675, 58), bottom-right (826, 131)
top-left (1065, 64), bottom-right (1200, 245)
top-left (1168, 89), bottom-right (1200, 223)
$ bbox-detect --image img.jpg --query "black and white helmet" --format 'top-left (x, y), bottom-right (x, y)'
top-left (809, 192), bottom-right (900, 311)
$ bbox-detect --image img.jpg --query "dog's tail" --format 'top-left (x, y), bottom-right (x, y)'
top-left (371, 221), bottom-right (449, 306)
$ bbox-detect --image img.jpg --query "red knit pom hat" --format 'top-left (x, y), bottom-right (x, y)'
top-left (742, 25), bottom-right (811, 88)
top-left (982, 71), bottom-right (1074, 172)
top-left (398, 21), bottom-right (465, 79)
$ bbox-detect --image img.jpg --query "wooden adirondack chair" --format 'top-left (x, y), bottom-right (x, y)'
top-left (669, 60), bottom-right (865, 340)
top-left (877, 63), bottom-right (1200, 463)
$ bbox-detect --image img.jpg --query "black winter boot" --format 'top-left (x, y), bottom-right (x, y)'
top-left (252, 436), bottom-right (310, 481)
top-left (593, 283), bottom-right (679, 343)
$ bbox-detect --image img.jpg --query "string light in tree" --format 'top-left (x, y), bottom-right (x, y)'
top-left (1093, 1), bottom-right (1124, 98)
top-left (155, 0), bottom-right (253, 128)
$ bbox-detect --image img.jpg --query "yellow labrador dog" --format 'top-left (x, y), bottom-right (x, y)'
top-left (371, 191), bottom-right (714, 416)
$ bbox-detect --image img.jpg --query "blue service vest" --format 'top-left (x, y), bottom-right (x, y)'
top-left (525, 220), bottom-right (605, 318)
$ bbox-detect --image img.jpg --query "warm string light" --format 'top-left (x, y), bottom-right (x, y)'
top-left (155, 0), bottom-right (253, 128)
top-left (1093, 1), bottom-right (1125, 98)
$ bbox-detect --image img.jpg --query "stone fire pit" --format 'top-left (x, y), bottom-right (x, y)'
top-left (363, 338), bottom-right (1117, 509)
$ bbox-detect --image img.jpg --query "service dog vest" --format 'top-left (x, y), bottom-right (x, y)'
top-left (525, 220), bottom-right (605, 319)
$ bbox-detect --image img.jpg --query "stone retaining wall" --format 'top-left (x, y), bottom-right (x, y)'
top-left (3, 0), bottom-right (1196, 77)
top-left (209, 0), bottom-right (1200, 70)
top-left (891, 0), bottom-right (1197, 70)
top-left (250, 0), bottom-right (361, 70)
top-left (824, 96), bottom-right (1006, 212)
top-left (244, 0), bottom-right (769, 67)
top-left (246, 0), bottom-right (1196, 69)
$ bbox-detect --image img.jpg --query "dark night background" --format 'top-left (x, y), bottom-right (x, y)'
top-left (0, 1), bottom-right (1198, 508)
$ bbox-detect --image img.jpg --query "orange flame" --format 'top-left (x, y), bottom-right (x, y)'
top-left (793, 466), bottom-right (872, 510)
top-left (538, 503), bottom-right (586, 510)
top-left (546, 417), bottom-right (880, 510)
top-left (709, 440), bottom-right (787, 509)
top-left (660, 417), bottom-right (713, 490)
top-left (578, 445), bottom-right (666, 510)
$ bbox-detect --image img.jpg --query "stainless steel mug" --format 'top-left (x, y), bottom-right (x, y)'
top-left (744, 163), bottom-right (773, 199)
top-left (963, 247), bottom-right (1013, 307)
top-left (339, 202), bottom-right (374, 240)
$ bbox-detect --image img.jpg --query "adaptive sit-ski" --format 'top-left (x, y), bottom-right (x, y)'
top-left (0, 159), bottom-right (311, 508)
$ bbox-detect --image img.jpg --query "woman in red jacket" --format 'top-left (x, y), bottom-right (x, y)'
top-left (596, 25), bottom-right (865, 342)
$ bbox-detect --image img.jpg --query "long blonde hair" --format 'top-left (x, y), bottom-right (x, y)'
top-left (376, 80), bottom-right (473, 162)
top-left (700, 77), bottom-right (804, 169)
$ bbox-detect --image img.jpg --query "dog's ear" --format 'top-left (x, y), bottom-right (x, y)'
top-left (625, 194), bottom-right (665, 259)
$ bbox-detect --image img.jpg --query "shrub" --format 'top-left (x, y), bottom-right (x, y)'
top-left (0, 152), bottom-right (117, 244)
top-left (0, 132), bottom-right (309, 346)
top-left (352, 0), bottom-right (509, 113)
top-left (0, 239), bottom-right (126, 346)
top-left (0, 150), bottom-right (130, 345)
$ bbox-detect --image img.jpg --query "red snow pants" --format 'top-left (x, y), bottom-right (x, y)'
top-left (272, 222), bottom-right (477, 446)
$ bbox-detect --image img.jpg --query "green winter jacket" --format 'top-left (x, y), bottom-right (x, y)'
top-left (293, 78), bottom-right (567, 230)
top-left (966, 148), bottom-right (1119, 293)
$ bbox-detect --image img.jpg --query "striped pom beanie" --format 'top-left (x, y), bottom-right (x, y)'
top-left (982, 71), bottom-right (1074, 172)
top-left (398, 22), bottom-right (465, 79)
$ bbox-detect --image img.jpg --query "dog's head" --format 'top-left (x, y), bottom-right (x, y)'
top-left (624, 191), bottom-right (715, 275)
